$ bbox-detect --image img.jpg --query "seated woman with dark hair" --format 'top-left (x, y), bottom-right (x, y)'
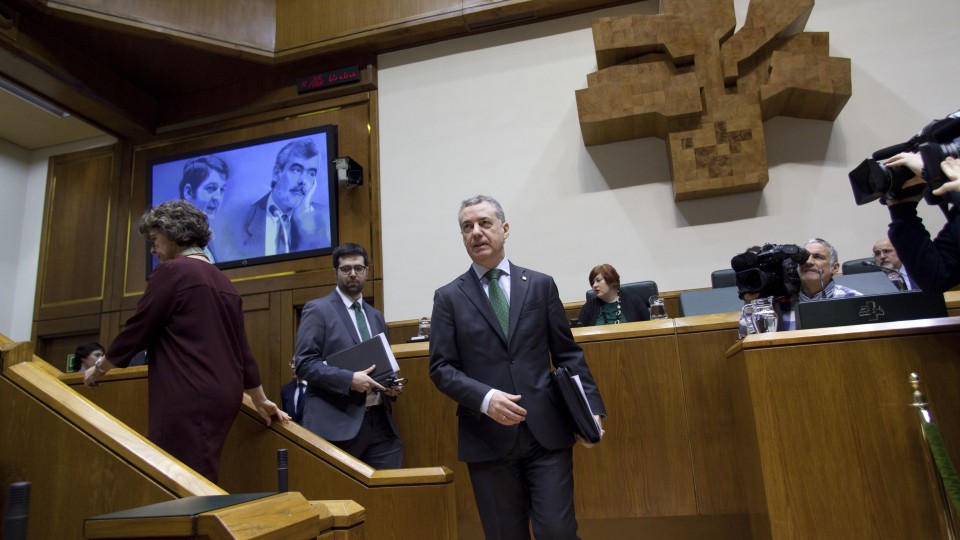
top-left (73, 342), bottom-right (105, 373)
top-left (578, 264), bottom-right (650, 326)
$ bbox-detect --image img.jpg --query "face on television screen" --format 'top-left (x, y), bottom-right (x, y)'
top-left (146, 125), bottom-right (339, 271)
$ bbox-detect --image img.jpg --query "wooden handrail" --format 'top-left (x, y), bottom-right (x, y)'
top-left (2, 340), bottom-right (221, 498)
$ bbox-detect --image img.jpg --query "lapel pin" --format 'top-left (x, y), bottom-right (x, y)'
top-left (522, 276), bottom-right (527, 281)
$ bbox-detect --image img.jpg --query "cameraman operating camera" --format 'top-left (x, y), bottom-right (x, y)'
top-left (735, 239), bottom-right (862, 337)
top-left (884, 155), bottom-right (960, 292)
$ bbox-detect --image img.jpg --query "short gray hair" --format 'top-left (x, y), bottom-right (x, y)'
top-left (805, 237), bottom-right (838, 265)
top-left (459, 195), bottom-right (505, 224)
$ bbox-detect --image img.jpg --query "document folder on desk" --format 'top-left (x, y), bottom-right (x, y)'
top-left (553, 366), bottom-right (602, 444)
top-left (325, 333), bottom-right (400, 383)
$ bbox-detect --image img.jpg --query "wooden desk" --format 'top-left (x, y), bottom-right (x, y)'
top-left (396, 316), bottom-right (751, 539)
top-left (728, 318), bottom-right (960, 539)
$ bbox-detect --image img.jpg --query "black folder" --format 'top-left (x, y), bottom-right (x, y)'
top-left (553, 366), bottom-right (602, 444)
top-left (325, 333), bottom-right (400, 383)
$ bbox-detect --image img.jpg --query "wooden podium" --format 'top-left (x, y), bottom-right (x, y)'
top-left (728, 318), bottom-right (960, 539)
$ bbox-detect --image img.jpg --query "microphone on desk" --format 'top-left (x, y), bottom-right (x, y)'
top-left (861, 261), bottom-right (908, 291)
top-left (818, 268), bottom-right (826, 298)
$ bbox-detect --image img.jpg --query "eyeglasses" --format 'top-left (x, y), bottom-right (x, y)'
top-left (338, 265), bottom-right (368, 275)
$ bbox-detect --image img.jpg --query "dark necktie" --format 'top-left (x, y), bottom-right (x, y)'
top-left (352, 301), bottom-right (372, 341)
top-left (270, 205), bottom-right (289, 254)
top-left (484, 268), bottom-right (509, 337)
top-left (295, 381), bottom-right (305, 422)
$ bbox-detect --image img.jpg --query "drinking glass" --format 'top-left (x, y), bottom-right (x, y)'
top-left (750, 297), bottom-right (778, 333)
top-left (417, 317), bottom-right (431, 338)
top-left (740, 302), bottom-right (758, 336)
top-left (649, 296), bottom-right (668, 319)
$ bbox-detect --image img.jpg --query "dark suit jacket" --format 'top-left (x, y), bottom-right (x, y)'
top-left (280, 379), bottom-right (306, 425)
top-left (225, 194), bottom-right (329, 261)
top-left (429, 261), bottom-right (606, 462)
top-left (294, 290), bottom-right (397, 442)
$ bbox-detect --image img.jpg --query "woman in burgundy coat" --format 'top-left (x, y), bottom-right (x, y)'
top-left (85, 199), bottom-right (287, 482)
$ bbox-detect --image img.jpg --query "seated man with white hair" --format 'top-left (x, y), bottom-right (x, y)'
top-left (799, 237), bottom-right (863, 301)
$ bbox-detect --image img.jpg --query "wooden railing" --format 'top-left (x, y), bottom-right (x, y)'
top-left (0, 337), bottom-right (221, 539)
top-left (1, 332), bottom-right (452, 540)
top-left (59, 358), bottom-right (457, 540)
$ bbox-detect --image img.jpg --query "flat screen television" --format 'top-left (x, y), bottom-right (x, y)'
top-left (146, 125), bottom-right (339, 271)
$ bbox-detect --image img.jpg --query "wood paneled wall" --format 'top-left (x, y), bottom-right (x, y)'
top-left (32, 91), bottom-right (381, 406)
top-left (729, 320), bottom-right (960, 538)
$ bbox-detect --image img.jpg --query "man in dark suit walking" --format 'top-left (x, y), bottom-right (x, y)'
top-left (429, 195), bottom-right (605, 539)
top-left (294, 243), bottom-right (403, 469)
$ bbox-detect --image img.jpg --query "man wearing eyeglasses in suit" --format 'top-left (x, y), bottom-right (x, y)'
top-left (294, 243), bottom-right (404, 468)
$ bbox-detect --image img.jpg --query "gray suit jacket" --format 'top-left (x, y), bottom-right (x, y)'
top-left (294, 290), bottom-right (396, 442)
top-left (428, 262), bottom-right (605, 462)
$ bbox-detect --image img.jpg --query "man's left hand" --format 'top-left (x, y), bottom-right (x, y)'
top-left (577, 415), bottom-right (605, 448)
top-left (932, 157), bottom-right (960, 196)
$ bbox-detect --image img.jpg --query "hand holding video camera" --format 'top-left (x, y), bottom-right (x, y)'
top-left (849, 111), bottom-right (960, 205)
top-left (932, 157), bottom-right (960, 196)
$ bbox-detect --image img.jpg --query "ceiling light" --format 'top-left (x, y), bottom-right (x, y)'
top-left (0, 77), bottom-right (70, 118)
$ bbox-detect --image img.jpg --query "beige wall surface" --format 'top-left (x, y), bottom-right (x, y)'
top-left (378, 0), bottom-right (960, 321)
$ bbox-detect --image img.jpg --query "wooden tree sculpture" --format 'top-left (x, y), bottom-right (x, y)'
top-left (576, 0), bottom-right (851, 200)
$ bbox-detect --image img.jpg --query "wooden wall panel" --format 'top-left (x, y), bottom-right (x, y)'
top-left (241, 292), bottom-right (286, 405)
top-left (578, 332), bottom-right (697, 517)
top-left (731, 325), bottom-right (960, 539)
top-left (275, 0), bottom-right (463, 51)
top-left (35, 145), bottom-right (117, 320)
top-left (676, 321), bottom-right (744, 514)
top-left (392, 346), bottom-right (480, 524)
top-left (48, 0), bottom-right (277, 53)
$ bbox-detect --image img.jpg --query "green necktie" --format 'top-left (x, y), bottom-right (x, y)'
top-left (351, 302), bottom-right (372, 341)
top-left (484, 268), bottom-right (509, 337)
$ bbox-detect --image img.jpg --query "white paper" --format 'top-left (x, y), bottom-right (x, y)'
top-left (376, 332), bottom-right (401, 373)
